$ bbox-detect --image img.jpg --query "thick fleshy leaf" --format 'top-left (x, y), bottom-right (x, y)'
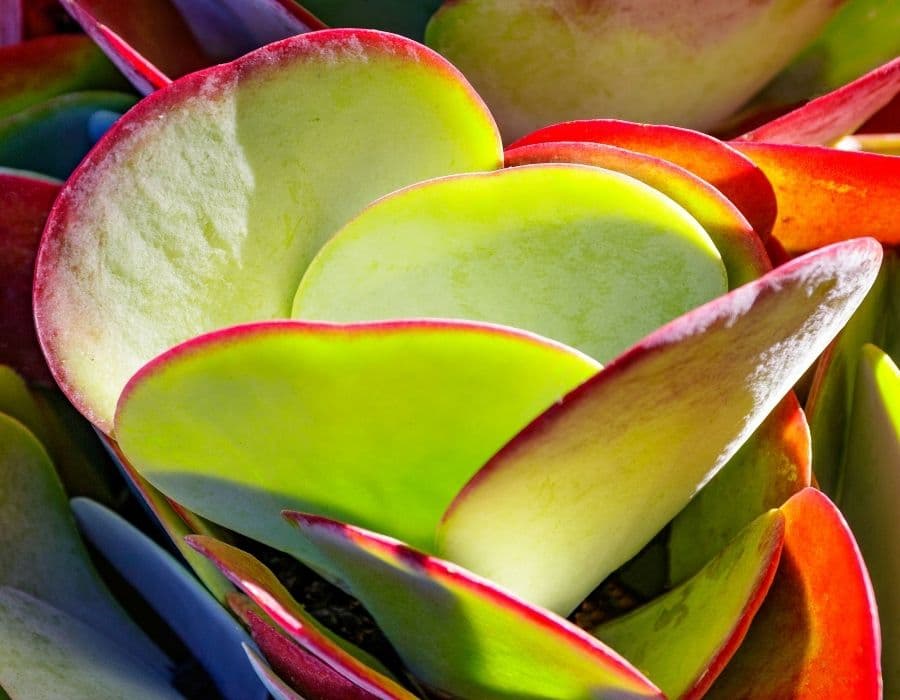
top-left (299, 1), bottom-right (441, 40)
top-left (732, 142), bottom-right (900, 253)
top-left (34, 28), bottom-right (502, 432)
top-left (706, 488), bottom-right (881, 698)
top-left (244, 644), bottom-right (305, 700)
top-left (116, 320), bottom-right (598, 561)
top-left (836, 345), bottom-right (900, 694)
top-left (0, 412), bottom-right (170, 672)
top-left (510, 119), bottom-right (777, 241)
top-left (283, 513), bottom-right (662, 700)
top-left (740, 56), bottom-right (900, 145)
top-left (806, 249), bottom-right (899, 496)
top-left (425, 0), bottom-right (840, 141)
top-left (838, 131), bottom-right (900, 155)
top-left (229, 595), bottom-right (379, 700)
top-left (0, 587), bottom-right (179, 700)
top-left (99, 434), bottom-right (234, 603)
top-left (595, 511), bottom-right (784, 699)
top-left (754, 0), bottom-right (900, 112)
top-left (0, 169), bottom-right (58, 383)
top-left (187, 535), bottom-right (416, 700)
top-left (71, 498), bottom-right (265, 700)
top-left (503, 141), bottom-right (770, 286)
top-left (0, 34), bottom-right (125, 119)
top-left (294, 165), bottom-right (727, 363)
top-left (668, 393), bottom-right (810, 584)
top-left (438, 239), bottom-right (881, 615)
top-left (0, 91), bottom-right (136, 178)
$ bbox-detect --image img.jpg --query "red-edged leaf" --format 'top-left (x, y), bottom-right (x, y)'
top-left (504, 140), bottom-right (770, 286)
top-left (740, 56), bottom-right (900, 145)
top-left (733, 141), bottom-right (900, 253)
top-left (0, 170), bottom-right (58, 384)
top-left (706, 488), bottom-right (881, 698)
top-left (510, 119), bottom-right (777, 242)
top-left (438, 240), bottom-right (881, 615)
top-left (187, 535), bottom-right (416, 700)
top-left (229, 594), bottom-right (379, 700)
top-left (284, 512), bottom-right (662, 700)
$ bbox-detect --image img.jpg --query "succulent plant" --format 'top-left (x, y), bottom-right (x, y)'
top-left (1, 1), bottom-right (898, 699)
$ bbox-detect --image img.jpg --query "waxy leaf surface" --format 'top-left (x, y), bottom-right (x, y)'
top-left (511, 119), bottom-right (777, 241)
top-left (425, 0), bottom-right (839, 140)
top-left (706, 488), bottom-right (881, 698)
top-left (836, 345), bottom-right (900, 695)
top-left (35, 28), bottom-right (502, 431)
top-left (668, 393), bottom-right (810, 584)
top-left (188, 535), bottom-right (415, 700)
top-left (439, 239), bottom-right (881, 615)
top-left (116, 320), bottom-right (598, 563)
top-left (71, 498), bottom-right (264, 700)
top-left (0, 587), bottom-right (179, 700)
top-left (596, 511), bottom-right (784, 699)
top-left (503, 141), bottom-right (769, 287)
top-left (0, 170), bottom-right (58, 383)
top-left (732, 142), bottom-right (900, 254)
top-left (284, 512), bottom-right (662, 700)
top-left (0, 412), bottom-right (170, 672)
top-left (294, 165), bottom-right (727, 363)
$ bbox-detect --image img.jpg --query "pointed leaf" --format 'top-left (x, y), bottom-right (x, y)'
top-left (438, 239), bottom-right (881, 615)
top-left (732, 142), bottom-right (900, 253)
top-left (0, 587), bottom-right (179, 700)
top-left (294, 165), bottom-right (727, 363)
top-left (34, 28), bottom-right (502, 432)
top-left (740, 56), bottom-right (900, 145)
top-left (0, 34), bottom-right (126, 119)
top-left (706, 488), bottom-right (881, 697)
top-left (504, 141), bottom-right (770, 286)
top-left (0, 170), bottom-right (58, 383)
top-left (230, 596), bottom-right (379, 700)
top-left (836, 345), bottom-right (900, 695)
top-left (0, 91), bottom-right (136, 179)
top-left (284, 512), bottom-right (662, 700)
top-left (595, 511), bottom-right (784, 699)
top-left (71, 498), bottom-right (265, 700)
top-left (668, 393), bottom-right (810, 584)
top-left (59, 0), bottom-right (210, 91)
top-left (0, 412), bottom-right (170, 671)
top-left (244, 644), bottom-right (305, 700)
top-left (187, 535), bottom-right (415, 700)
top-left (425, 0), bottom-right (840, 140)
top-left (116, 320), bottom-right (598, 561)
top-left (510, 119), bottom-right (777, 241)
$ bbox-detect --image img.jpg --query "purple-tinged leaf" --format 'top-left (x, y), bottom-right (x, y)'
top-left (71, 498), bottom-right (265, 700)
top-left (439, 239), bottom-right (881, 615)
top-left (187, 535), bottom-right (417, 700)
top-left (284, 512), bottom-right (662, 700)
top-left (244, 644), bottom-right (305, 700)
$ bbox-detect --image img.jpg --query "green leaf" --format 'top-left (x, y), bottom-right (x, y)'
top-left (116, 320), bottom-right (598, 563)
top-left (283, 512), bottom-right (662, 700)
top-left (596, 511), bottom-right (784, 698)
top-left (438, 239), bottom-right (881, 615)
top-left (294, 165), bottom-right (727, 364)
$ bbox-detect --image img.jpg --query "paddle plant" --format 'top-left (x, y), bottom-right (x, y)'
top-left (1, 2), bottom-right (899, 699)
